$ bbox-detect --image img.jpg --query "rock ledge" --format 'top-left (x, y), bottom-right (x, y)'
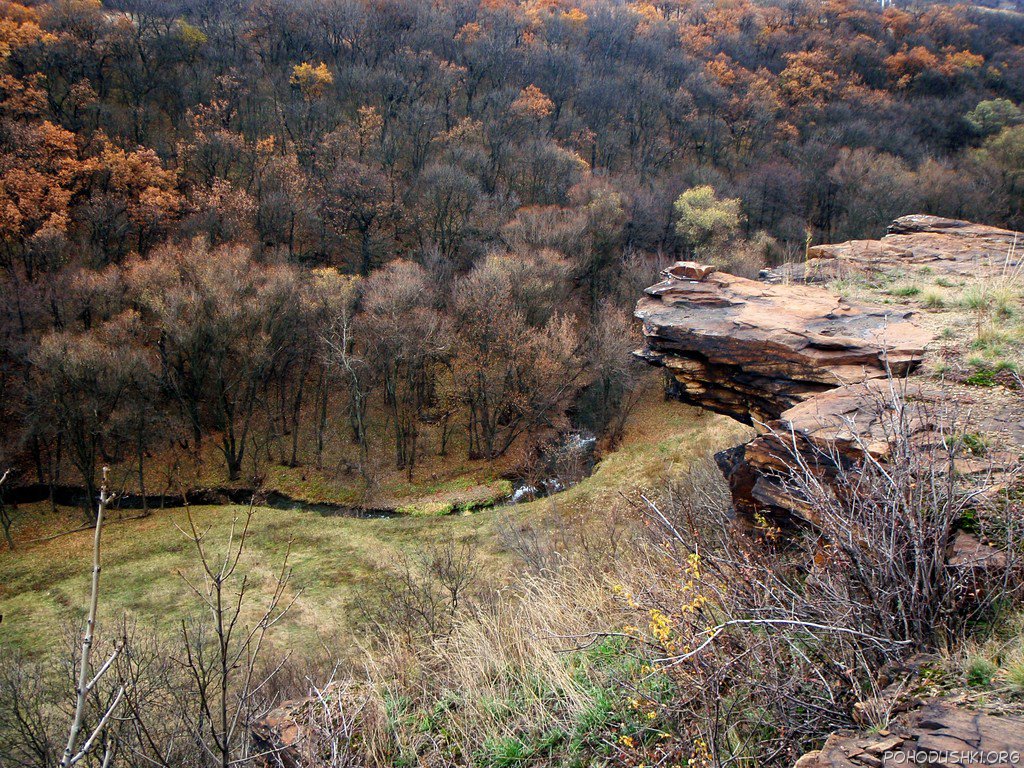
top-left (635, 215), bottom-right (1023, 523)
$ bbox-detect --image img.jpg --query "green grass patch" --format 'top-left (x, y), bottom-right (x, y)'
top-left (888, 283), bottom-right (921, 297)
top-left (966, 655), bottom-right (999, 687)
top-left (965, 368), bottom-right (998, 387)
top-left (0, 503), bottom-right (499, 657)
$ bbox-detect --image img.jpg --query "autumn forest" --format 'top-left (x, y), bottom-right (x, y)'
top-left (0, 0), bottom-right (1019, 512)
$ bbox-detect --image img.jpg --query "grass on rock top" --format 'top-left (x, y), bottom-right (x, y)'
top-left (0, 379), bottom-right (748, 658)
top-left (827, 261), bottom-right (1024, 383)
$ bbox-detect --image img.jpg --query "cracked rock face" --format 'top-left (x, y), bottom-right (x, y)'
top-left (634, 215), bottom-right (1021, 524)
top-left (636, 267), bottom-right (933, 427)
top-left (794, 700), bottom-right (1024, 768)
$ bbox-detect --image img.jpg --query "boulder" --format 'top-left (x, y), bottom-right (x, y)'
top-left (665, 261), bottom-right (718, 281)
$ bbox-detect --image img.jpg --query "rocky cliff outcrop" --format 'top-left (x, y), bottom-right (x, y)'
top-left (764, 215), bottom-right (1021, 285)
top-left (637, 215), bottom-right (1024, 767)
top-left (635, 215), bottom-right (1023, 523)
top-left (636, 262), bottom-right (933, 426)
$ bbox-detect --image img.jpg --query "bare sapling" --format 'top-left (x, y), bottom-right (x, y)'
top-left (177, 500), bottom-right (299, 768)
top-left (60, 466), bottom-right (125, 768)
top-left (0, 468), bottom-right (13, 550)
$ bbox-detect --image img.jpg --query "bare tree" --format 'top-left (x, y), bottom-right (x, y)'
top-left (0, 468), bottom-right (14, 550)
top-left (452, 254), bottom-right (585, 460)
top-left (359, 261), bottom-right (449, 479)
top-left (0, 651), bottom-right (61, 766)
top-left (176, 502), bottom-right (298, 768)
top-left (320, 275), bottom-right (373, 479)
top-left (364, 532), bottom-right (480, 645)
top-left (60, 468), bottom-right (124, 768)
top-left (29, 328), bottom-right (145, 522)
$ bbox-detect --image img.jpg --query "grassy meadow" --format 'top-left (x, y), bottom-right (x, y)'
top-left (0, 379), bottom-right (749, 660)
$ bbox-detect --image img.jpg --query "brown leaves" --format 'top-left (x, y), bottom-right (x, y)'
top-left (779, 51), bottom-right (842, 107)
top-left (511, 84), bottom-right (554, 121)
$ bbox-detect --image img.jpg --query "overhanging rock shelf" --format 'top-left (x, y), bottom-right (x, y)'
top-left (634, 215), bottom-right (1023, 524)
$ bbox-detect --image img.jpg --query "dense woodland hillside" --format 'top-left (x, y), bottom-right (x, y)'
top-left (0, 0), bottom-right (1023, 512)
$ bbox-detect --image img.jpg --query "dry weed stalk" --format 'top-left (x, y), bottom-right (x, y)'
top-left (61, 467), bottom-right (124, 768)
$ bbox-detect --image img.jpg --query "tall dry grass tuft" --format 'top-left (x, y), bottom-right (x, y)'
top-left (961, 237), bottom-right (1023, 334)
top-left (356, 547), bottom-right (636, 762)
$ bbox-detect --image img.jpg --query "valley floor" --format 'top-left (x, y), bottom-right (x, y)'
top-left (0, 377), bottom-right (749, 658)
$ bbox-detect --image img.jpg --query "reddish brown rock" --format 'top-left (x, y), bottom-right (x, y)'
top-left (251, 696), bottom-right (309, 767)
top-left (764, 215), bottom-right (1022, 285)
top-left (251, 682), bottom-right (369, 767)
top-left (635, 267), bottom-right (933, 426)
top-left (665, 261), bottom-right (718, 281)
top-left (794, 700), bottom-right (1024, 768)
top-left (635, 215), bottom-right (1023, 526)
top-left (735, 380), bottom-right (939, 520)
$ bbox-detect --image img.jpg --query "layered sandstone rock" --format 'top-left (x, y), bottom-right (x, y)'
top-left (635, 216), bottom-right (1022, 524)
top-left (636, 268), bottom-right (933, 426)
top-left (763, 214), bottom-right (1021, 285)
top-left (635, 260), bottom-right (936, 521)
top-left (637, 217), bottom-right (1024, 768)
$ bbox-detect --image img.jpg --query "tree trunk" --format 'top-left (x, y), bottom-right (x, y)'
top-left (0, 503), bottom-right (13, 550)
top-left (288, 358), bottom-right (309, 467)
top-left (137, 427), bottom-right (148, 517)
top-left (315, 364), bottom-right (329, 470)
top-left (359, 224), bottom-right (372, 276)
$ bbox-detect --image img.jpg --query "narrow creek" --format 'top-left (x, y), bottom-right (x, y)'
top-left (5, 433), bottom-right (600, 521)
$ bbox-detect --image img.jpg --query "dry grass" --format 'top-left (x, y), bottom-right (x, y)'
top-left (0, 375), bottom-right (742, 660)
top-left (942, 612), bottom-right (1024, 697)
top-left (358, 568), bottom-right (632, 764)
top-left (0, 374), bottom-right (749, 766)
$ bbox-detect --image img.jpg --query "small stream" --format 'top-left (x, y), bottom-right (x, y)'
top-left (505, 433), bottom-right (598, 505)
top-left (4, 433), bottom-right (599, 520)
top-left (3, 484), bottom-right (396, 519)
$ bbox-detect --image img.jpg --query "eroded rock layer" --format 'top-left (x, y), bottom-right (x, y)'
top-left (634, 217), bottom-right (1022, 523)
top-left (636, 264), bottom-right (933, 426)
